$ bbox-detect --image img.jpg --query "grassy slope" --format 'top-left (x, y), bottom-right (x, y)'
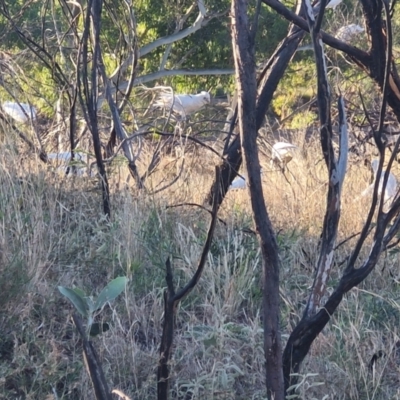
top-left (0, 128), bottom-right (399, 400)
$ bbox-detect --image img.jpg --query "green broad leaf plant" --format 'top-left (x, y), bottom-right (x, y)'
top-left (58, 276), bottom-right (128, 337)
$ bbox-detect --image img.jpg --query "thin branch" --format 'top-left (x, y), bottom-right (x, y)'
top-left (261, 0), bottom-right (371, 65)
top-left (72, 313), bottom-right (112, 400)
top-left (300, 0), bottom-right (344, 320)
top-left (157, 167), bottom-right (220, 398)
top-left (174, 167), bottom-right (220, 302)
top-left (109, 0), bottom-right (224, 85)
top-left (160, 3), bottom-right (196, 70)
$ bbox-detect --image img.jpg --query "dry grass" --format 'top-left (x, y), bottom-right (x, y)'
top-left (0, 127), bottom-right (400, 400)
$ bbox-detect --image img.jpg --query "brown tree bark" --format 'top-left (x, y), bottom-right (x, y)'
top-left (206, 3), bottom-right (305, 206)
top-left (231, 0), bottom-right (285, 398)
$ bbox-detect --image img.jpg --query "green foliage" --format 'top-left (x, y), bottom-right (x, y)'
top-left (58, 286), bottom-right (89, 318)
top-left (58, 276), bottom-right (128, 336)
top-left (0, 255), bottom-right (31, 308)
top-left (94, 276), bottom-right (128, 310)
top-left (139, 208), bottom-right (180, 267)
top-left (0, 0), bottom-right (291, 102)
top-left (0, 1), bottom-right (43, 49)
top-left (291, 111), bottom-right (317, 129)
top-left (272, 59), bottom-right (316, 127)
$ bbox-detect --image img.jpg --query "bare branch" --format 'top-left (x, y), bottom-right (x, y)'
top-left (159, 3), bottom-right (196, 70)
top-left (206, 5), bottom-right (306, 207)
top-left (283, 1), bottom-right (400, 392)
top-left (302, 0), bottom-right (344, 319)
top-left (76, 0), bottom-right (111, 216)
top-left (109, 0), bottom-right (221, 85)
top-left (337, 96), bottom-right (348, 191)
top-left (175, 167), bottom-right (219, 304)
top-left (72, 313), bottom-right (112, 400)
top-left (157, 167), bottom-right (220, 398)
top-left (141, 0), bottom-right (207, 57)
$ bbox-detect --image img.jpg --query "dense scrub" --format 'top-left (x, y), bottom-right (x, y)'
top-left (0, 130), bottom-right (399, 399)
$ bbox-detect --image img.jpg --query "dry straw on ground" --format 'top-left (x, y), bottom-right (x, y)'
top-left (0, 128), bottom-right (399, 399)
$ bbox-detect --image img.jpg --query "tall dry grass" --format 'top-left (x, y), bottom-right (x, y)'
top-left (0, 126), bottom-right (399, 400)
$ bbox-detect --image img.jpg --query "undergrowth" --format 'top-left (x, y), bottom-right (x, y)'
top-left (0, 132), bottom-right (399, 400)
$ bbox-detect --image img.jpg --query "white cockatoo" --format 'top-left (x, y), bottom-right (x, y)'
top-left (47, 152), bottom-right (92, 177)
top-left (335, 24), bottom-right (364, 43)
top-left (2, 101), bottom-right (37, 123)
top-left (154, 91), bottom-right (210, 117)
top-left (362, 159), bottom-right (398, 205)
top-left (230, 176), bottom-right (247, 190)
top-left (270, 142), bottom-right (298, 168)
top-left (326, 0), bottom-right (343, 10)
top-left (229, 168), bottom-right (264, 190)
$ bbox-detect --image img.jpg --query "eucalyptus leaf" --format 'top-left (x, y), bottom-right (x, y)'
top-left (86, 297), bottom-right (96, 314)
top-left (72, 287), bottom-right (87, 298)
top-left (58, 286), bottom-right (89, 317)
top-left (94, 276), bottom-right (128, 311)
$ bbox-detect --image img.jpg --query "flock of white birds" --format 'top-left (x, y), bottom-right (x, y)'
top-left (1, 91), bottom-right (398, 205)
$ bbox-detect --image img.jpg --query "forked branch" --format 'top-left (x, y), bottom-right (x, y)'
top-left (157, 167), bottom-right (220, 399)
top-left (302, 0), bottom-right (347, 319)
top-left (283, 0), bottom-right (400, 392)
top-left (206, 2), bottom-right (306, 207)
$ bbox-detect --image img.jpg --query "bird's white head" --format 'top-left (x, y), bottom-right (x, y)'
top-left (199, 91), bottom-right (211, 104)
top-left (349, 24), bottom-right (364, 34)
top-left (371, 159), bottom-right (380, 174)
top-left (2, 101), bottom-right (37, 123)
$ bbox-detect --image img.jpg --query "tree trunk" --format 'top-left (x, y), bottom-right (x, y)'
top-left (231, 0), bottom-right (285, 398)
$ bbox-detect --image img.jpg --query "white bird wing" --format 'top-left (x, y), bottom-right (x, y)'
top-left (230, 177), bottom-right (246, 189)
top-left (2, 102), bottom-right (37, 122)
top-left (362, 172), bottom-right (397, 203)
top-left (47, 152), bottom-right (86, 162)
top-left (336, 24), bottom-right (364, 42)
top-left (272, 142), bottom-right (297, 161)
top-left (383, 173), bottom-right (397, 199)
top-left (326, 0), bottom-right (342, 9)
top-left (273, 142), bottom-right (297, 151)
top-left (154, 93), bottom-right (209, 116)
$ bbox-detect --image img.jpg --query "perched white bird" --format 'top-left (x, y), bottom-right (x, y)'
top-left (271, 142), bottom-right (298, 167)
top-left (154, 91), bottom-right (210, 117)
top-left (326, 0), bottom-right (343, 10)
top-left (47, 152), bottom-right (86, 162)
top-left (335, 24), bottom-right (364, 43)
top-left (229, 168), bottom-right (264, 190)
top-left (47, 152), bottom-right (91, 177)
top-left (230, 175), bottom-right (247, 190)
top-left (2, 101), bottom-right (37, 123)
top-left (362, 159), bottom-right (398, 205)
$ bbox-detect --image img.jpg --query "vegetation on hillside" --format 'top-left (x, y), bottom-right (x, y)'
top-left (0, 0), bottom-right (400, 399)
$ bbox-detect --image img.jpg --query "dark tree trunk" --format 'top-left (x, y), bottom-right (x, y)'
top-left (231, 0), bottom-right (285, 398)
top-left (206, 4), bottom-right (305, 206)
